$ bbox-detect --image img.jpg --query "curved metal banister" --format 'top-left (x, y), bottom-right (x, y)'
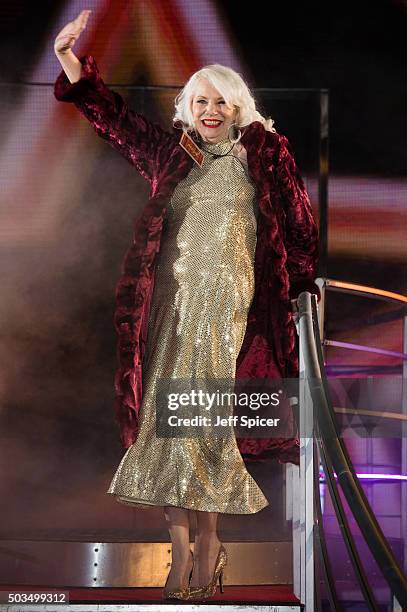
top-left (323, 339), bottom-right (407, 360)
top-left (334, 407), bottom-right (407, 422)
top-left (297, 290), bottom-right (407, 608)
top-left (319, 278), bottom-right (407, 305)
top-left (313, 444), bottom-right (342, 611)
top-left (317, 429), bottom-right (379, 610)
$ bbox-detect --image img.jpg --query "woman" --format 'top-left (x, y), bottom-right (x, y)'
top-left (54, 9), bottom-right (320, 602)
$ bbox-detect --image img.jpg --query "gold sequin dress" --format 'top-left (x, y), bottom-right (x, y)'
top-left (107, 137), bottom-right (269, 514)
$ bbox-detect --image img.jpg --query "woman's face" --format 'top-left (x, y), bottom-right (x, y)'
top-left (191, 78), bottom-right (237, 144)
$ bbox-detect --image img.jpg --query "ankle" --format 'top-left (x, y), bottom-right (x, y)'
top-left (194, 533), bottom-right (221, 547)
top-left (171, 547), bottom-right (191, 566)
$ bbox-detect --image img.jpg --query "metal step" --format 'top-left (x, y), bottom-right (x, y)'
top-left (0, 541), bottom-right (292, 587)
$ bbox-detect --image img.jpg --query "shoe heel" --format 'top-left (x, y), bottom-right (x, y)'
top-left (219, 569), bottom-right (224, 593)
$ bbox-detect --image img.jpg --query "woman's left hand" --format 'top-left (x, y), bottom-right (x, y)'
top-left (290, 298), bottom-right (299, 328)
top-left (290, 298), bottom-right (298, 314)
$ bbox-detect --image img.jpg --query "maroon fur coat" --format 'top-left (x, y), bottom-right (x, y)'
top-left (54, 55), bottom-right (320, 465)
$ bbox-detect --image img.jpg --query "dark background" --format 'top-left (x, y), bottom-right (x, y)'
top-left (0, 0), bottom-right (406, 175)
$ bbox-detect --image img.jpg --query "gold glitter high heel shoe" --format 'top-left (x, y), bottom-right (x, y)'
top-left (162, 549), bottom-right (194, 600)
top-left (187, 543), bottom-right (227, 600)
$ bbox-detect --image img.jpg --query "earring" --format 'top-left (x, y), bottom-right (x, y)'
top-left (227, 122), bottom-right (241, 145)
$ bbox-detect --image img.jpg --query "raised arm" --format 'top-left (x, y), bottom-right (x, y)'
top-left (275, 134), bottom-right (321, 303)
top-left (54, 10), bottom-right (175, 184)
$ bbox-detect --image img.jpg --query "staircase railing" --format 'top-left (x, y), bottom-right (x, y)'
top-left (289, 289), bottom-right (407, 610)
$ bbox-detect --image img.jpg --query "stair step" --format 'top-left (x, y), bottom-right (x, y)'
top-left (0, 540), bottom-right (293, 587)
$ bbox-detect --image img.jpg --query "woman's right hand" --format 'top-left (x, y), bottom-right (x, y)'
top-left (54, 9), bottom-right (92, 55)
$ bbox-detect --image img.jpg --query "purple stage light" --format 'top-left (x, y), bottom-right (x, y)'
top-left (319, 470), bottom-right (407, 482)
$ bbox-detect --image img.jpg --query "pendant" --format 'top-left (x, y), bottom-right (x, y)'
top-left (179, 131), bottom-right (204, 167)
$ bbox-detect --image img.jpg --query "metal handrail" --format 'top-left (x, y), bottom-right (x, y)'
top-left (323, 339), bottom-right (407, 360)
top-left (317, 432), bottom-right (379, 610)
top-left (334, 407), bottom-right (407, 422)
top-left (321, 278), bottom-right (407, 304)
top-left (298, 290), bottom-right (407, 608)
top-left (313, 444), bottom-right (342, 611)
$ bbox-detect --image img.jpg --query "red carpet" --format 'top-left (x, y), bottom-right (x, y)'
top-left (1, 584), bottom-right (300, 605)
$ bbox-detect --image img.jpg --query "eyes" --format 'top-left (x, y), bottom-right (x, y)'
top-left (197, 99), bottom-right (226, 105)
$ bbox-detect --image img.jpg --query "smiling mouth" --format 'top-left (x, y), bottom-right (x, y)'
top-left (202, 119), bottom-right (223, 127)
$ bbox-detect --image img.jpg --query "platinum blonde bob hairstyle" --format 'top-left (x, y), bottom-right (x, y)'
top-left (173, 63), bottom-right (276, 142)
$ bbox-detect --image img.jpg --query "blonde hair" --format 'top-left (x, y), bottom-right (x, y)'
top-left (173, 63), bottom-right (276, 142)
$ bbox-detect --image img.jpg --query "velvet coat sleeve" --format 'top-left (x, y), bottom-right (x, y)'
top-left (275, 134), bottom-right (320, 302)
top-left (53, 54), bottom-right (174, 184)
